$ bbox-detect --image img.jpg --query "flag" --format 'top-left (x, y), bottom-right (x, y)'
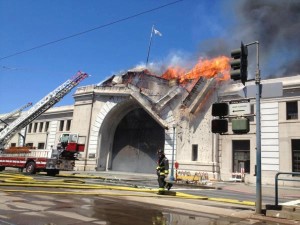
top-left (153, 28), bottom-right (162, 36)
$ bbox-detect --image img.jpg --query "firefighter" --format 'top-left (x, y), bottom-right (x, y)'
top-left (156, 149), bottom-right (172, 194)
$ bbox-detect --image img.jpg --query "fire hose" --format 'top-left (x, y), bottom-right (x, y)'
top-left (0, 172), bottom-right (255, 206)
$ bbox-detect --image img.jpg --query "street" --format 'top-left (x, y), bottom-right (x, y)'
top-left (0, 171), bottom-right (299, 225)
top-left (0, 189), bottom-right (291, 225)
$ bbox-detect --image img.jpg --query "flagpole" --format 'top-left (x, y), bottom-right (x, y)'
top-left (146, 25), bottom-right (154, 66)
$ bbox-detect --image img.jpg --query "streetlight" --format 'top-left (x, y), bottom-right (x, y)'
top-left (169, 124), bottom-right (176, 181)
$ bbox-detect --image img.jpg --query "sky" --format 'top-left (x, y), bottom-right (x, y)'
top-left (1, 0), bottom-right (299, 114)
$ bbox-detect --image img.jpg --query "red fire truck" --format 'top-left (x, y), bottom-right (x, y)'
top-left (0, 72), bottom-right (88, 176)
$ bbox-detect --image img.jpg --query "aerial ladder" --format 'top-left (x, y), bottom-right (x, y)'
top-left (0, 102), bottom-right (33, 124)
top-left (0, 71), bottom-right (89, 150)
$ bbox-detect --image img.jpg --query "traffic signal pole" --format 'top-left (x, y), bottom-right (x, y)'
top-left (246, 41), bottom-right (262, 214)
top-left (228, 41), bottom-right (262, 213)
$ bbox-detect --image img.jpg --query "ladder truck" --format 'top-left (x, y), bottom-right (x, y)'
top-left (0, 71), bottom-right (88, 175)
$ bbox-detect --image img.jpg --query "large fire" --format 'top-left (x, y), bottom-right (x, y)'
top-left (161, 56), bottom-right (230, 84)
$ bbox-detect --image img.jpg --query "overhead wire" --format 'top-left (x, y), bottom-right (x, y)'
top-left (0, 0), bottom-right (185, 61)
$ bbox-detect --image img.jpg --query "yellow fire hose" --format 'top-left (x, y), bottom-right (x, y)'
top-left (0, 172), bottom-right (255, 206)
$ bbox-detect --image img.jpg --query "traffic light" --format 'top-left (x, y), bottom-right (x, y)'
top-left (230, 42), bottom-right (248, 85)
top-left (212, 102), bottom-right (228, 117)
top-left (232, 117), bottom-right (250, 134)
top-left (211, 119), bottom-right (228, 134)
top-left (211, 103), bottom-right (229, 134)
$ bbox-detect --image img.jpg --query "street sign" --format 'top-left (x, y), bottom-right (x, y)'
top-left (238, 82), bottom-right (283, 98)
top-left (229, 102), bottom-right (251, 116)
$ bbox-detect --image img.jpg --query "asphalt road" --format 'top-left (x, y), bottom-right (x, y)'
top-left (0, 171), bottom-right (299, 225)
top-left (0, 188), bottom-right (290, 225)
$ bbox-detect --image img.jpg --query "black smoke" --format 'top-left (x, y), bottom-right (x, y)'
top-left (239, 0), bottom-right (300, 77)
top-left (200, 0), bottom-right (300, 78)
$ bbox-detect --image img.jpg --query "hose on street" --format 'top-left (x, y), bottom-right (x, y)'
top-left (0, 172), bottom-right (255, 206)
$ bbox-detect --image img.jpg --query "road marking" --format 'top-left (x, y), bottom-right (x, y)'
top-left (280, 199), bottom-right (300, 206)
top-left (173, 188), bottom-right (213, 191)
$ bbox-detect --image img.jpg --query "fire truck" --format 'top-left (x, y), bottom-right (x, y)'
top-left (0, 71), bottom-right (88, 176)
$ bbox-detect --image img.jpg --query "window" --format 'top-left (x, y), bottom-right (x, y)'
top-left (66, 120), bottom-right (71, 131)
top-left (286, 101), bottom-right (298, 120)
top-left (249, 104), bottom-right (255, 122)
top-left (292, 139), bottom-right (300, 174)
top-left (26, 143), bottom-right (34, 148)
top-left (33, 123), bottom-right (38, 133)
top-left (39, 122), bottom-right (43, 132)
top-left (38, 143), bottom-right (45, 149)
top-left (45, 121), bottom-right (49, 132)
top-left (232, 140), bottom-right (250, 173)
top-left (192, 144), bottom-right (198, 161)
top-left (10, 143), bottom-right (16, 147)
top-left (59, 120), bottom-right (64, 131)
top-left (28, 123), bottom-right (32, 133)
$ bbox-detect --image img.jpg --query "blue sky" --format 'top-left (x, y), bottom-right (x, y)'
top-left (1, 0), bottom-right (298, 114)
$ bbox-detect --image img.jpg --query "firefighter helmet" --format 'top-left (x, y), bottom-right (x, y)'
top-left (157, 149), bottom-right (164, 155)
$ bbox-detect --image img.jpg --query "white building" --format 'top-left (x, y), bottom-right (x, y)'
top-left (1, 70), bottom-right (300, 186)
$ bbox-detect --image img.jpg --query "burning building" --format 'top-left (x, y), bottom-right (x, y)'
top-left (71, 56), bottom-right (230, 175)
top-left (2, 57), bottom-right (300, 186)
top-left (70, 66), bottom-right (300, 186)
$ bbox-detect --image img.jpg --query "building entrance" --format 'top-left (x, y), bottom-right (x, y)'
top-left (111, 108), bottom-right (164, 173)
top-left (232, 140), bottom-right (250, 174)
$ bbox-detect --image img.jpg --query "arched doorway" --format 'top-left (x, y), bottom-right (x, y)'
top-left (111, 108), bottom-right (165, 173)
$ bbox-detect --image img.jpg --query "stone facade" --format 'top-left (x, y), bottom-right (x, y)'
top-left (1, 71), bottom-right (300, 186)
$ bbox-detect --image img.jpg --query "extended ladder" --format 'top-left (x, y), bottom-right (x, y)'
top-left (0, 71), bottom-right (88, 148)
top-left (0, 102), bottom-right (32, 123)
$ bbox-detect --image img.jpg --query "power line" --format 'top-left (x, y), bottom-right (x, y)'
top-left (0, 0), bottom-right (185, 61)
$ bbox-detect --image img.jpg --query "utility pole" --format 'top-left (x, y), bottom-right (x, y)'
top-left (246, 41), bottom-right (261, 214)
top-left (255, 41), bottom-right (262, 214)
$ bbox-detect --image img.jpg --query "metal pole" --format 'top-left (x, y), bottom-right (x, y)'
top-left (170, 124), bottom-right (176, 181)
top-left (255, 41), bottom-right (262, 214)
top-left (275, 172), bottom-right (279, 206)
top-left (245, 41), bottom-right (261, 214)
top-left (146, 25), bottom-right (154, 66)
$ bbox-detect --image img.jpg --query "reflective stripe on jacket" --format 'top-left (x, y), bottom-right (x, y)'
top-left (157, 157), bottom-right (169, 176)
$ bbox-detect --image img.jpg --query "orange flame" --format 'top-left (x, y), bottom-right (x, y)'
top-left (161, 56), bottom-right (230, 84)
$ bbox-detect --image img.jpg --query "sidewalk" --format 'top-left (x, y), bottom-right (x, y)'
top-left (65, 170), bottom-right (300, 198)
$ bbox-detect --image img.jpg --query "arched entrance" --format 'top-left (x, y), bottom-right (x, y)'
top-left (111, 108), bottom-right (165, 173)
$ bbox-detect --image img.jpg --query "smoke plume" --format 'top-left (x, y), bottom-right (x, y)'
top-left (200, 0), bottom-right (300, 78)
top-left (238, 0), bottom-right (300, 77)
